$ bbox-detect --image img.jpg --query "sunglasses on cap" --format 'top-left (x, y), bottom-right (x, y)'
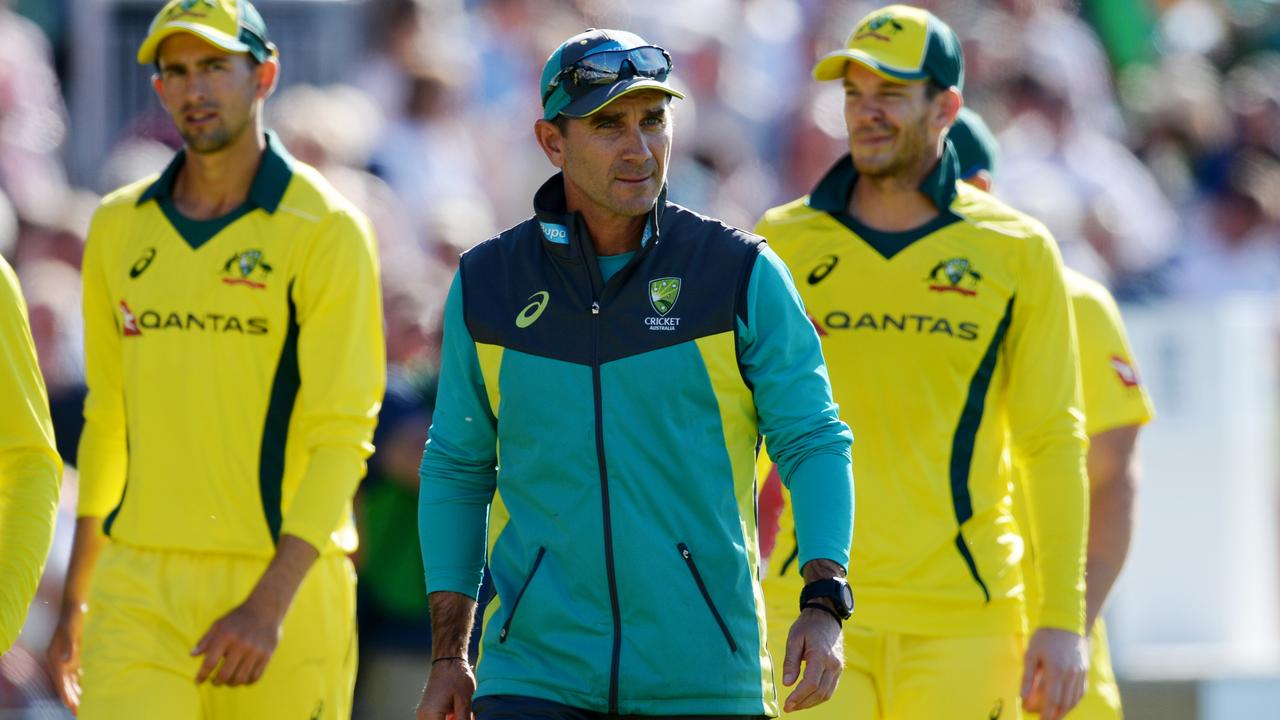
top-left (542, 46), bottom-right (674, 104)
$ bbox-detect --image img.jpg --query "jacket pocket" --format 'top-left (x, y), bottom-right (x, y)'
top-left (499, 546), bottom-right (546, 643)
top-left (676, 542), bottom-right (738, 653)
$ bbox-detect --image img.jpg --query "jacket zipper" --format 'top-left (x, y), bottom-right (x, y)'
top-left (498, 546), bottom-right (546, 643)
top-left (591, 299), bottom-right (624, 713)
top-left (677, 543), bottom-right (738, 652)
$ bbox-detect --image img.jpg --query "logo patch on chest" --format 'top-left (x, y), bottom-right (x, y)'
top-left (807, 255), bottom-right (839, 285)
top-left (927, 257), bottom-right (981, 296)
top-left (646, 277), bottom-right (682, 331)
top-left (516, 291), bottom-right (550, 328)
top-left (130, 247), bottom-right (157, 279)
top-left (221, 249), bottom-right (272, 289)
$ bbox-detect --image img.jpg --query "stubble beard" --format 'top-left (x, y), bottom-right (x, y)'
top-left (851, 114), bottom-right (932, 184)
top-left (574, 163), bottom-right (663, 219)
top-left (183, 116), bottom-right (245, 155)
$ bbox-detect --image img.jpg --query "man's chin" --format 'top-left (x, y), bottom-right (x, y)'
top-left (184, 134), bottom-right (232, 155)
top-left (850, 156), bottom-right (899, 179)
top-left (610, 188), bottom-right (660, 215)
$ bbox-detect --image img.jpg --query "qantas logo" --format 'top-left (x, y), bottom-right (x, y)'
top-left (808, 312), bottom-right (827, 337)
top-left (819, 310), bottom-right (979, 341)
top-left (117, 301), bottom-right (268, 336)
top-left (1111, 355), bottom-right (1141, 388)
top-left (120, 301), bottom-right (141, 336)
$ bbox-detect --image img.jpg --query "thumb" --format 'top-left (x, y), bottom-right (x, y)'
top-left (49, 633), bottom-right (71, 663)
top-left (192, 624), bottom-right (216, 656)
top-left (783, 627), bottom-right (805, 686)
top-left (1020, 646), bottom-right (1039, 703)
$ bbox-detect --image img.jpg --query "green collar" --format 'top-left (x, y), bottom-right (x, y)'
top-left (807, 139), bottom-right (962, 215)
top-left (807, 140), bottom-right (962, 260)
top-left (137, 130), bottom-right (295, 213)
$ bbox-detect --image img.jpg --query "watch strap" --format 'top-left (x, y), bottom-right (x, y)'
top-left (801, 601), bottom-right (844, 626)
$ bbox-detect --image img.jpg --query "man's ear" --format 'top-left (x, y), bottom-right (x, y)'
top-left (935, 87), bottom-right (962, 130)
top-left (964, 170), bottom-right (993, 193)
top-left (254, 56), bottom-right (280, 100)
top-left (534, 118), bottom-right (567, 169)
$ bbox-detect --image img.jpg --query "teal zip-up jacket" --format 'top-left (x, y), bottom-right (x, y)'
top-left (420, 174), bottom-right (854, 717)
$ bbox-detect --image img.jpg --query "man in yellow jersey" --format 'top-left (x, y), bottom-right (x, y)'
top-left (0, 254), bottom-right (63, 653)
top-left (950, 107), bottom-right (1155, 719)
top-left (754, 6), bottom-right (1090, 720)
top-left (45, 2), bottom-right (384, 718)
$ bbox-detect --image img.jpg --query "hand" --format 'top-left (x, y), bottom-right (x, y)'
top-left (416, 657), bottom-right (476, 720)
top-left (192, 594), bottom-right (285, 686)
top-left (47, 604), bottom-right (86, 714)
top-left (781, 606), bottom-right (844, 712)
top-left (1021, 627), bottom-right (1088, 720)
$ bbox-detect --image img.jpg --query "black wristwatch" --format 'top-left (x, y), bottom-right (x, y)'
top-left (799, 577), bottom-right (854, 621)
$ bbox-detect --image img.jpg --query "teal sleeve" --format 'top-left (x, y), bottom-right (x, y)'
top-left (419, 271), bottom-right (497, 599)
top-left (738, 246), bottom-right (854, 571)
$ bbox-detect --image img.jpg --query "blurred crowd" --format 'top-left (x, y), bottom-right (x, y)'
top-left (2, 0), bottom-right (1279, 717)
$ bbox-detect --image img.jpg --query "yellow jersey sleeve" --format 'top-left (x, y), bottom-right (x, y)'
top-left (279, 209), bottom-right (385, 552)
top-left (1066, 271), bottom-right (1155, 434)
top-left (77, 208), bottom-right (130, 519)
top-left (0, 256), bottom-right (62, 651)
top-left (1004, 233), bottom-right (1089, 635)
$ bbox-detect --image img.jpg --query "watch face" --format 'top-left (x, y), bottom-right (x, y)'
top-left (839, 585), bottom-right (854, 612)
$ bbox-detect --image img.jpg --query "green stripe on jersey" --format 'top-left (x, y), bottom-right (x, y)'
top-left (949, 295), bottom-right (1015, 601)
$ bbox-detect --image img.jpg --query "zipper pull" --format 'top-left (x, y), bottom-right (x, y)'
top-left (591, 301), bottom-right (600, 315)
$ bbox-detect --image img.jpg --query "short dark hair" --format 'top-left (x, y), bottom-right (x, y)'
top-left (154, 50), bottom-right (262, 74)
top-left (553, 114), bottom-right (570, 136)
top-left (925, 81), bottom-right (947, 99)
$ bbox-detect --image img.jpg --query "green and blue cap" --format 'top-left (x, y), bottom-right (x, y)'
top-left (138, 0), bottom-right (276, 65)
top-left (813, 4), bottom-right (963, 91)
top-left (947, 107), bottom-right (999, 179)
top-left (540, 28), bottom-right (685, 122)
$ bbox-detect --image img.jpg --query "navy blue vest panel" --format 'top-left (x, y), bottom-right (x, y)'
top-left (460, 176), bottom-right (764, 366)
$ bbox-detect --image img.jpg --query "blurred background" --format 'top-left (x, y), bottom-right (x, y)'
top-left (2, 0), bottom-right (1279, 718)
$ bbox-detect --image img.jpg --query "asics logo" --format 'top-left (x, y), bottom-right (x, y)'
top-left (808, 254), bottom-right (839, 285)
top-left (130, 247), bottom-right (157, 278)
top-left (515, 291), bottom-right (549, 328)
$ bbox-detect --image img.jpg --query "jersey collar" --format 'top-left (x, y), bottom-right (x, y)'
top-left (533, 172), bottom-right (665, 253)
top-left (807, 138), bottom-right (961, 215)
top-left (137, 130), bottom-right (295, 214)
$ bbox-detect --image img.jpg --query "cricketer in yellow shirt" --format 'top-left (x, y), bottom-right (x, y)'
top-left (46, 3), bottom-right (383, 719)
top-left (950, 106), bottom-right (1155, 719)
top-left (1014, 270), bottom-right (1152, 720)
top-left (759, 269), bottom-right (1151, 720)
top-left (0, 255), bottom-right (63, 653)
top-left (755, 6), bottom-right (1089, 719)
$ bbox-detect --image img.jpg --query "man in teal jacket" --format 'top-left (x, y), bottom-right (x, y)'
top-left (417, 29), bottom-right (856, 720)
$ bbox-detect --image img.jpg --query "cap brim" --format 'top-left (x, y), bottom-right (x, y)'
top-left (137, 22), bottom-right (252, 65)
top-left (559, 78), bottom-right (685, 119)
top-left (812, 49), bottom-right (931, 83)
